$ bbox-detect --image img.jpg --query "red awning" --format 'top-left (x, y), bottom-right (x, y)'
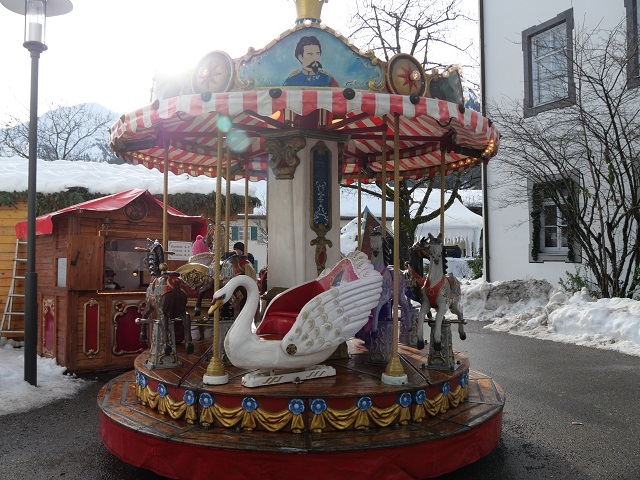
top-left (15, 188), bottom-right (203, 238)
top-left (109, 90), bottom-right (499, 183)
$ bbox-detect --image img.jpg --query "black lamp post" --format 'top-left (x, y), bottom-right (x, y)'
top-left (0, 0), bottom-right (72, 386)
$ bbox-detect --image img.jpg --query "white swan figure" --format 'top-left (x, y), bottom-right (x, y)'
top-left (208, 251), bottom-right (383, 371)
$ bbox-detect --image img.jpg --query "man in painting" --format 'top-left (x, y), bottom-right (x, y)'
top-left (284, 35), bottom-right (338, 87)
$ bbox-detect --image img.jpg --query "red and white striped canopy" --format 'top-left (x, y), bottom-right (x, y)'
top-left (109, 89), bottom-right (499, 182)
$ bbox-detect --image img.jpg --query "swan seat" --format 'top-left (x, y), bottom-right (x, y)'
top-left (257, 256), bottom-right (363, 338)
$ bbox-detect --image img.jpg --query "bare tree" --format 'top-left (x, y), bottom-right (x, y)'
top-left (490, 20), bottom-right (640, 298)
top-left (349, 0), bottom-right (477, 80)
top-left (345, 0), bottom-right (479, 263)
top-left (0, 102), bottom-right (118, 162)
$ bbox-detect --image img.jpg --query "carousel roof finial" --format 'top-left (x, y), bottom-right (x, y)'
top-left (295, 0), bottom-right (327, 24)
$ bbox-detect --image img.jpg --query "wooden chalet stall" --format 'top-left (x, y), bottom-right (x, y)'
top-left (14, 188), bottom-right (206, 373)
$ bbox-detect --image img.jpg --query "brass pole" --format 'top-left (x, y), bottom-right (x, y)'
top-left (357, 169), bottom-right (362, 250)
top-left (225, 145), bottom-right (231, 254)
top-left (204, 127), bottom-right (227, 382)
top-left (440, 144), bottom-right (446, 236)
top-left (383, 113), bottom-right (407, 383)
top-left (381, 127), bottom-right (387, 238)
top-left (244, 162), bottom-right (250, 262)
top-left (162, 139), bottom-right (169, 251)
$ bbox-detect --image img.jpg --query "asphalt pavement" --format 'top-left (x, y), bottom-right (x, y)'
top-left (1, 321), bottom-right (639, 480)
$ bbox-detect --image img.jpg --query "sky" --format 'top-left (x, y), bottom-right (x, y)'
top-left (0, 0), bottom-right (478, 123)
top-left (2, 276), bottom-right (639, 416)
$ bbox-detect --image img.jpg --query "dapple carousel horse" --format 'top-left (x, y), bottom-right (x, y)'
top-left (362, 227), bottom-right (415, 345)
top-left (407, 234), bottom-right (465, 351)
top-left (192, 253), bottom-right (257, 319)
top-left (139, 239), bottom-right (194, 357)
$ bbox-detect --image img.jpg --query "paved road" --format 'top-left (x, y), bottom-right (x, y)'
top-left (1, 321), bottom-right (639, 479)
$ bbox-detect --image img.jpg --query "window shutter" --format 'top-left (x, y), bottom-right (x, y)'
top-left (231, 226), bottom-right (239, 241)
top-left (250, 226), bottom-right (258, 241)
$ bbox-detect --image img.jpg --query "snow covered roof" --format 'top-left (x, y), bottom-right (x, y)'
top-left (0, 156), bottom-right (254, 196)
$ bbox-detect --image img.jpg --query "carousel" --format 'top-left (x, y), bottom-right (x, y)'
top-left (98, 1), bottom-right (504, 478)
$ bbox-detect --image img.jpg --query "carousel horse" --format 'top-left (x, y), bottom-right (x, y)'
top-left (139, 239), bottom-right (194, 356)
top-left (192, 253), bottom-right (257, 318)
top-left (407, 234), bottom-right (465, 351)
top-left (366, 227), bottom-right (415, 343)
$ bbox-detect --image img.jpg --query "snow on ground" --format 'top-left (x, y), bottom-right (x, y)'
top-left (0, 338), bottom-right (90, 416)
top-left (462, 278), bottom-right (640, 357)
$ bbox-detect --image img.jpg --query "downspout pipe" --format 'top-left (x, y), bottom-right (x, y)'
top-left (479, 0), bottom-right (491, 282)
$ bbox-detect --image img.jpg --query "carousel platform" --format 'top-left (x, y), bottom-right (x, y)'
top-left (98, 339), bottom-right (504, 479)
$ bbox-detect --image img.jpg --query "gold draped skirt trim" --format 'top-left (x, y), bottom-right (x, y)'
top-left (136, 376), bottom-right (468, 433)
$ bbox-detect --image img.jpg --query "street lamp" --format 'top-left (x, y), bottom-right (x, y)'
top-left (0, 0), bottom-right (73, 386)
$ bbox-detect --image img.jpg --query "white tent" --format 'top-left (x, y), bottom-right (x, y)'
top-left (339, 189), bottom-right (483, 257)
top-left (412, 190), bottom-right (483, 256)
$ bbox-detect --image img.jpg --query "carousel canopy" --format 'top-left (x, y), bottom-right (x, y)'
top-left (109, 90), bottom-right (498, 183)
top-left (108, 21), bottom-right (499, 184)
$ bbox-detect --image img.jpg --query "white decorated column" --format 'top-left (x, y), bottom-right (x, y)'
top-left (265, 133), bottom-right (342, 289)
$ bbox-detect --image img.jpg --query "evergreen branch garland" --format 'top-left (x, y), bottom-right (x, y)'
top-left (0, 188), bottom-right (260, 217)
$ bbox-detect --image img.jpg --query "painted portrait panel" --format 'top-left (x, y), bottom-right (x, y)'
top-left (238, 27), bottom-right (384, 90)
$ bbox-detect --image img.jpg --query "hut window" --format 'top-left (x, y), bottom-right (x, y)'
top-left (56, 258), bottom-right (67, 287)
top-left (105, 239), bottom-right (150, 290)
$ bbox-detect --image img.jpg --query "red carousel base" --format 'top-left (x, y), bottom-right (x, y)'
top-left (98, 341), bottom-right (504, 479)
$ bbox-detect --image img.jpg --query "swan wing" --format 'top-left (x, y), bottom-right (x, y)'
top-left (281, 257), bottom-right (383, 356)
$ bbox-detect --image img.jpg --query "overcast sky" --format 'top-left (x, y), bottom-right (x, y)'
top-left (0, 0), bottom-right (477, 123)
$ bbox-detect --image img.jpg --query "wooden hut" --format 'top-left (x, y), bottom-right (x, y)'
top-left (13, 188), bottom-right (206, 373)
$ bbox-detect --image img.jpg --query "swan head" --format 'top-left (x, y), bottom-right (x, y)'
top-left (207, 275), bottom-right (251, 315)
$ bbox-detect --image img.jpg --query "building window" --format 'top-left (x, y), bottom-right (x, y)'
top-left (541, 199), bottom-right (568, 254)
top-left (529, 180), bottom-right (580, 263)
top-left (522, 9), bottom-right (576, 117)
top-left (231, 226), bottom-right (257, 241)
top-left (626, 0), bottom-right (640, 87)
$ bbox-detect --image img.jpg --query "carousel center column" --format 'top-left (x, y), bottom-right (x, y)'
top-left (265, 131), bottom-right (343, 289)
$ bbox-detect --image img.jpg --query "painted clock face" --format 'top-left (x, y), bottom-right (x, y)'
top-left (124, 199), bottom-right (148, 223)
top-left (386, 53), bottom-right (427, 96)
top-left (192, 51), bottom-right (235, 94)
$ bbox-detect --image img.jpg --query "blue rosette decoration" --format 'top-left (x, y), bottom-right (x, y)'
top-left (398, 392), bottom-right (412, 408)
top-left (288, 399), bottom-right (305, 415)
top-left (310, 398), bottom-right (327, 415)
top-left (183, 390), bottom-right (195, 407)
top-left (199, 393), bottom-right (214, 409)
top-left (242, 397), bottom-right (258, 413)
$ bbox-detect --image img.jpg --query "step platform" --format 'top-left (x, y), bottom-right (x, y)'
top-left (98, 340), bottom-right (504, 479)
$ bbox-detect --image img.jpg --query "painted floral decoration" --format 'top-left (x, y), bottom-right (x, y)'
top-left (157, 383), bottom-right (167, 398)
top-left (460, 370), bottom-right (469, 388)
top-left (183, 390), bottom-right (195, 406)
top-left (242, 397), bottom-right (258, 413)
top-left (356, 396), bottom-right (372, 411)
top-left (199, 393), bottom-right (214, 408)
top-left (310, 398), bottom-right (327, 415)
top-left (398, 392), bottom-right (412, 408)
top-left (288, 399), bottom-right (305, 415)
top-left (441, 382), bottom-right (451, 396)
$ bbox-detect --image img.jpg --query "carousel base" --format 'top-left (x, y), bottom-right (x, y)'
top-left (98, 340), bottom-right (504, 480)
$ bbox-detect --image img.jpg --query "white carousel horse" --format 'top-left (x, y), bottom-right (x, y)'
top-left (409, 233), bottom-right (466, 351)
top-left (207, 250), bottom-right (383, 370)
top-left (367, 227), bottom-right (415, 343)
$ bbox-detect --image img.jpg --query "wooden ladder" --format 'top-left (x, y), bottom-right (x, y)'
top-left (0, 239), bottom-right (27, 338)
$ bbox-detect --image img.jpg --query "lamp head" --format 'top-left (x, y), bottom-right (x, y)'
top-left (0, 0), bottom-right (73, 45)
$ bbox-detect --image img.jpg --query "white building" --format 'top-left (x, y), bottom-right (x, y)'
top-left (481, 0), bottom-right (639, 286)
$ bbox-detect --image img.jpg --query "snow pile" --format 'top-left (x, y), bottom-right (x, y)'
top-left (462, 279), bottom-right (640, 356)
top-left (0, 338), bottom-right (90, 416)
